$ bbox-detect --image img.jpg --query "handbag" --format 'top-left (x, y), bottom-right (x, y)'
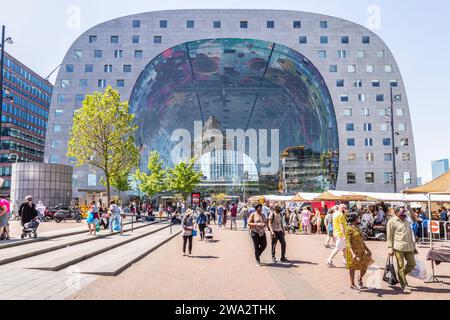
top-left (383, 256), bottom-right (399, 286)
top-left (192, 230), bottom-right (198, 237)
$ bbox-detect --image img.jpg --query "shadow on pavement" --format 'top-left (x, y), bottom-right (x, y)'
top-left (190, 256), bottom-right (220, 259)
top-left (289, 260), bottom-right (319, 266)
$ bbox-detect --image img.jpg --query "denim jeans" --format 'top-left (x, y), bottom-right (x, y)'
top-left (218, 215), bottom-right (223, 226)
top-left (243, 217), bottom-right (248, 229)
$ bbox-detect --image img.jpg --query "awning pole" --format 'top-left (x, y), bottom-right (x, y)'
top-left (428, 193), bottom-right (433, 250)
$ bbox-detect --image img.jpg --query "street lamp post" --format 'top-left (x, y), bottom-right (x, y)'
top-left (387, 86), bottom-right (398, 193)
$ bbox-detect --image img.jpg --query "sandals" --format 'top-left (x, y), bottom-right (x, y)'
top-left (358, 281), bottom-right (368, 290)
top-left (350, 285), bottom-right (361, 293)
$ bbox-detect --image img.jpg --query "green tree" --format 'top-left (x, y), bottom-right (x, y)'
top-left (168, 159), bottom-right (203, 200)
top-left (108, 170), bottom-right (132, 201)
top-left (68, 86), bottom-right (139, 205)
top-left (133, 151), bottom-right (168, 198)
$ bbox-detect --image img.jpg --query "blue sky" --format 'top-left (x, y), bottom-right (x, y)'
top-left (1, 0), bottom-right (449, 183)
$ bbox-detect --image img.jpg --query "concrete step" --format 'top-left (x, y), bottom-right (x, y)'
top-left (0, 222), bottom-right (158, 266)
top-left (7, 223), bottom-right (171, 271)
top-left (0, 219), bottom-right (142, 250)
top-left (73, 226), bottom-right (181, 276)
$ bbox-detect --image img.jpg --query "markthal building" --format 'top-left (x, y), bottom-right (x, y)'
top-left (45, 9), bottom-right (417, 197)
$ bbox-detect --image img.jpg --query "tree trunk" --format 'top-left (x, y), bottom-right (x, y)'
top-left (106, 175), bottom-right (111, 207)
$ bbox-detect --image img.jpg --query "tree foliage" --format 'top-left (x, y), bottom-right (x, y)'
top-left (133, 151), bottom-right (168, 197)
top-left (67, 86), bottom-right (139, 204)
top-left (167, 159), bottom-right (203, 197)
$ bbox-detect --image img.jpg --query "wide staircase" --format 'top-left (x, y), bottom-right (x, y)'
top-left (0, 220), bottom-right (180, 277)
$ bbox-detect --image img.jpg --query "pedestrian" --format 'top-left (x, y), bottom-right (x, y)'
top-left (0, 200), bottom-right (10, 241)
top-left (196, 210), bottom-right (208, 241)
top-left (241, 205), bottom-right (249, 229)
top-left (301, 207), bottom-right (312, 234)
top-left (182, 209), bottom-right (195, 257)
top-left (289, 208), bottom-right (300, 234)
top-left (223, 204), bottom-right (228, 226)
top-left (36, 201), bottom-right (46, 222)
top-left (345, 213), bottom-right (373, 292)
top-left (248, 204), bottom-right (268, 267)
top-left (210, 203), bottom-right (217, 224)
top-left (217, 204), bottom-right (224, 229)
top-left (86, 201), bottom-right (99, 236)
top-left (230, 203), bottom-right (238, 230)
top-left (268, 205), bottom-right (289, 264)
top-left (109, 200), bottom-right (123, 235)
top-left (326, 204), bottom-right (348, 267)
top-left (18, 196), bottom-right (38, 227)
top-left (387, 206), bottom-right (417, 294)
top-left (324, 208), bottom-right (336, 248)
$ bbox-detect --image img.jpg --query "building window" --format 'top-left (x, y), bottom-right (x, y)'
top-left (341, 36), bottom-right (349, 44)
top-left (377, 50), bottom-right (385, 58)
top-left (61, 80), bottom-right (70, 88)
top-left (104, 65), bottom-right (112, 73)
top-left (365, 138), bottom-right (373, 146)
top-left (378, 109), bottom-right (387, 116)
top-left (53, 125), bottom-right (62, 133)
top-left (399, 123), bottom-right (407, 131)
top-left (318, 50), bottom-right (327, 59)
top-left (365, 172), bottom-right (375, 184)
top-left (320, 36), bottom-right (328, 44)
top-left (364, 123), bottom-right (372, 131)
top-left (299, 36), bottom-right (307, 44)
top-left (240, 21), bottom-right (248, 28)
top-left (75, 94), bottom-right (84, 106)
top-left (384, 153), bottom-right (392, 161)
top-left (384, 172), bottom-right (393, 184)
top-left (154, 36), bottom-right (162, 44)
top-left (403, 172), bottom-right (412, 185)
top-left (372, 80), bottom-right (380, 87)
top-left (366, 65), bottom-right (374, 73)
top-left (132, 20), bottom-right (140, 28)
top-left (135, 50), bottom-right (143, 58)
top-left (390, 80), bottom-right (398, 87)
top-left (347, 138), bottom-right (355, 146)
top-left (396, 108), bottom-right (405, 116)
top-left (94, 50), bottom-right (102, 58)
top-left (320, 21), bottom-right (328, 28)
top-left (361, 108), bottom-right (370, 116)
top-left (79, 79), bottom-right (88, 87)
top-left (354, 79), bottom-right (363, 87)
top-left (57, 95), bottom-right (65, 104)
top-left (394, 94), bottom-right (402, 102)
top-left (116, 79), bottom-right (125, 87)
top-left (347, 153), bottom-right (356, 161)
top-left (50, 155), bottom-right (60, 164)
top-left (357, 50), bottom-right (365, 58)
top-left (362, 36), bottom-right (370, 44)
top-left (383, 138), bottom-right (391, 146)
top-left (347, 173), bottom-right (357, 184)
top-left (366, 153), bottom-right (375, 162)
top-left (160, 20), bottom-right (167, 28)
top-left (401, 138), bottom-right (409, 146)
top-left (293, 21), bottom-right (301, 28)
top-left (66, 64), bottom-right (74, 73)
top-left (346, 123), bottom-right (354, 131)
top-left (380, 124), bottom-right (388, 131)
top-left (111, 36), bottom-right (119, 44)
top-left (89, 35), bottom-right (97, 43)
top-left (376, 94), bottom-right (385, 102)
top-left (88, 174), bottom-right (97, 187)
top-left (98, 79), bottom-right (106, 88)
top-left (85, 64), bottom-right (94, 72)
top-left (123, 65), bottom-right (132, 73)
top-left (186, 20), bottom-right (195, 28)
top-left (338, 50), bottom-right (346, 59)
top-left (402, 153), bottom-right (411, 161)
top-left (348, 65), bottom-right (356, 73)
top-left (114, 50), bottom-right (123, 58)
top-left (385, 65), bottom-right (393, 73)
top-left (358, 94), bottom-right (366, 102)
top-left (336, 79), bottom-right (345, 87)
top-left (267, 21), bottom-right (274, 28)
top-left (329, 65), bottom-right (337, 72)
top-left (74, 50), bottom-right (82, 59)
top-left (340, 95), bottom-right (349, 102)
top-left (344, 108), bottom-right (352, 116)
top-left (213, 21), bottom-right (221, 28)
top-left (132, 35), bottom-right (140, 44)
top-left (54, 110), bottom-right (63, 117)
top-left (51, 140), bottom-right (62, 149)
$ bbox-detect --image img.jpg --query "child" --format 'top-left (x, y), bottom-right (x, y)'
top-left (86, 201), bottom-right (99, 236)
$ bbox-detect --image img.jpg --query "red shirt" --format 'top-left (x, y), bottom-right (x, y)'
top-left (231, 206), bottom-right (238, 217)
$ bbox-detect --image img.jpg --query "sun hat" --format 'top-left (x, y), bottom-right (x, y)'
top-left (185, 209), bottom-right (194, 216)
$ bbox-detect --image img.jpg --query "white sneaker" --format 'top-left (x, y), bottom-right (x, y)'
top-left (325, 260), bottom-right (334, 268)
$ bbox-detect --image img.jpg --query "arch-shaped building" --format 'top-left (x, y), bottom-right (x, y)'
top-left (44, 9), bottom-right (417, 195)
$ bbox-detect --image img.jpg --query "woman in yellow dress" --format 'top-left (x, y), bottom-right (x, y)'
top-left (345, 213), bottom-right (373, 293)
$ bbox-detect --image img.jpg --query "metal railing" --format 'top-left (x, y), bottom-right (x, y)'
top-left (417, 221), bottom-right (450, 245)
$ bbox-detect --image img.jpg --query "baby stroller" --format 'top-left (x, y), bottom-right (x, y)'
top-left (21, 220), bottom-right (40, 239)
top-left (204, 226), bottom-right (214, 243)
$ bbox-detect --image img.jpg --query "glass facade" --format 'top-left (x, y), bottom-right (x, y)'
top-left (130, 38), bottom-right (339, 193)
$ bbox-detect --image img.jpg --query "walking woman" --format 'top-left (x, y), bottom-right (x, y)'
top-left (301, 207), bottom-right (312, 234)
top-left (182, 209), bottom-right (195, 257)
top-left (324, 208), bottom-right (336, 248)
top-left (0, 201), bottom-right (10, 241)
top-left (345, 213), bottom-right (373, 292)
top-left (196, 210), bottom-right (208, 241)
top-left (248, 204), bottom-right (268, 267)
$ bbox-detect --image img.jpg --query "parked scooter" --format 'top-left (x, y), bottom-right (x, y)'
top-left (359, 220), bottom-right (387, 241)
top-left (54, 206), bottom-right (82, 223)
top-left (44, 205), bottom-right (69, 222)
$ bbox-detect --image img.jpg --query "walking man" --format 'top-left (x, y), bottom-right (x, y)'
top-left (217, 204), bottom-right (224, 229)
top-left (387, 206), bottom-right (417, 294)
top-left (326, 204), bottom-right (348, 267)
top-left (241, 205), bottom-right (249, 229)
top-left (269, 205), bottom-right (289, 264)
top-left (230, 203), bottom-right (238, 230)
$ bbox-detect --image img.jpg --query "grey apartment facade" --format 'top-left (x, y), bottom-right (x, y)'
top-left (44, 9), bottom-right (417, 196)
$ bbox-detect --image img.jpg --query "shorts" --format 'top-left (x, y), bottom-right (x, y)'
top-left (328, 230), bottom-right (333, 237)
top-left (335, 237), bottom-right (347, 251)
